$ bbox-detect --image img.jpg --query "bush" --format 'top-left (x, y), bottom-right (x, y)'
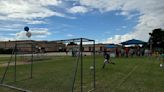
top-left (0, 48), bottom-right (13, 54)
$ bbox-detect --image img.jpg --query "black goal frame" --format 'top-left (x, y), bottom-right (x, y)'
top-left (54, 38), bottom-right (96, 92)
top-left (0, 38), bottom-right (96, 92)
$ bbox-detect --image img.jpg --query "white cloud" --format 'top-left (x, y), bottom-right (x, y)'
top-left (1, 0), bottom-right (164, 42)
top-left (67, 6), bottom-right (89, 14)
top-left (104, 34), bottom-right (135, 44)
top-left (67, 34), bottom-right (75, 37)
top-left (116, 11), bottom-right (140, 20)
top-left (79, 0), bottom-right (164, 43)
top-left (0, 24), bottom-right (24, 32)
top-left (15, 28), bottom-right (51, 40)
top-left (0, 0), bottom-right (72, 24)
top-left (122, 26), bottom-right (127, 29)
top-left (26, 20), bottom-right (46, 24)
top-left (104, 31), bottom-right (111, 34)
top-left (31, 28), bottom-right (51, 35)
top-left (32, 0), bottom-right (62, 6)
top-left (0, 28), bottom-right (18, 32)
top-left (34, 35), bottom-right (47, 38)
top-left (3, 24), bottom-right (23, 28)
top-left (15, 31), bottom-right (28, 40)
top-left (0, 0), bottom-right (73, 41)
top-left (0, 36), bottom-right (14, 41)
top-left (80, 0), bottom-right (123, 12)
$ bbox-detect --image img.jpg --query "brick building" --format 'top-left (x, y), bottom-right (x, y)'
top-left (0, 40), bottom-right (66, 53)
top-left (0, 40), bottom-right (119, 53)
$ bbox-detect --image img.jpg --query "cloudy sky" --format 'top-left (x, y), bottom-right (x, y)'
top-left (0, 0), bottom-right (164, 43)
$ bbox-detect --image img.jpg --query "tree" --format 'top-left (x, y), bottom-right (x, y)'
top-left (148, 28), bottom-right (164, 49)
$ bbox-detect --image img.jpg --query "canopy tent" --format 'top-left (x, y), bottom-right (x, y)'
top-left (120, 39), bottom-right (146, 45)
top-left (105, 44), bottom-right (117, 48)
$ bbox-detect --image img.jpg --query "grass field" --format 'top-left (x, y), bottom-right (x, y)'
top-left (0, 55), bottom-right (164, 92)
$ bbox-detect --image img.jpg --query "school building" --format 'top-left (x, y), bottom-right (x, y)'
top-left (0, 40), bottom-right (119, 53)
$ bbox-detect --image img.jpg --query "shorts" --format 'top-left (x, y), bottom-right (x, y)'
top-left (104, 59), bottom-right (110, 64)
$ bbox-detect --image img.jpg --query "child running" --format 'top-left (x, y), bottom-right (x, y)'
top-left (102, 51), bottom-right (115, 69)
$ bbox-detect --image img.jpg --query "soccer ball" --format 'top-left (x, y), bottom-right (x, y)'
top-left (90, 66), bottom-right (94, 70)
top-left (160, 64), bottom-right (163, 68)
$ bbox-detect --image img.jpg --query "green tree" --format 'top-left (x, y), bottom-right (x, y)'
top-left (149, 28), bottom-right (164, 49)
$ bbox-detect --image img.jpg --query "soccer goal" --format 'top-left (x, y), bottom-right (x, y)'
top-left (0, 41), bottom-right (35, 92)
top-left (55, 38), bottom-right (96, 92)
top-left (0, 38), bottom-right (96, 92)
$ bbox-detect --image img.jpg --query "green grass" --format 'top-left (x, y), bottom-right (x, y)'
top-left (0, 55), bottom-right (164, 92)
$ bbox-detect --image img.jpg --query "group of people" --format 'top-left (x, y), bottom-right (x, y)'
top-left (102, 50), bottom-right (164, 69)
top-left (115, 47), bottom-right (152, 57)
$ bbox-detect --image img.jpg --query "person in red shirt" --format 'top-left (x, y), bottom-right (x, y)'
top-left (125, 48), bottom-right (129, 57)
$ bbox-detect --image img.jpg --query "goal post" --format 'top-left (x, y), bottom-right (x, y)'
top-left (0, 38), bottom-right (96, 92)
top-left (55, 38), bottom-right (96, 92)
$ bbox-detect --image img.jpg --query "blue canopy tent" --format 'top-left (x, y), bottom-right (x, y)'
top-left (105, 44), bottom-right (117, 57)
top-left (120, 39), bottom-right (146, 45)
top-left (105, 44), bottom-right (117, 48)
